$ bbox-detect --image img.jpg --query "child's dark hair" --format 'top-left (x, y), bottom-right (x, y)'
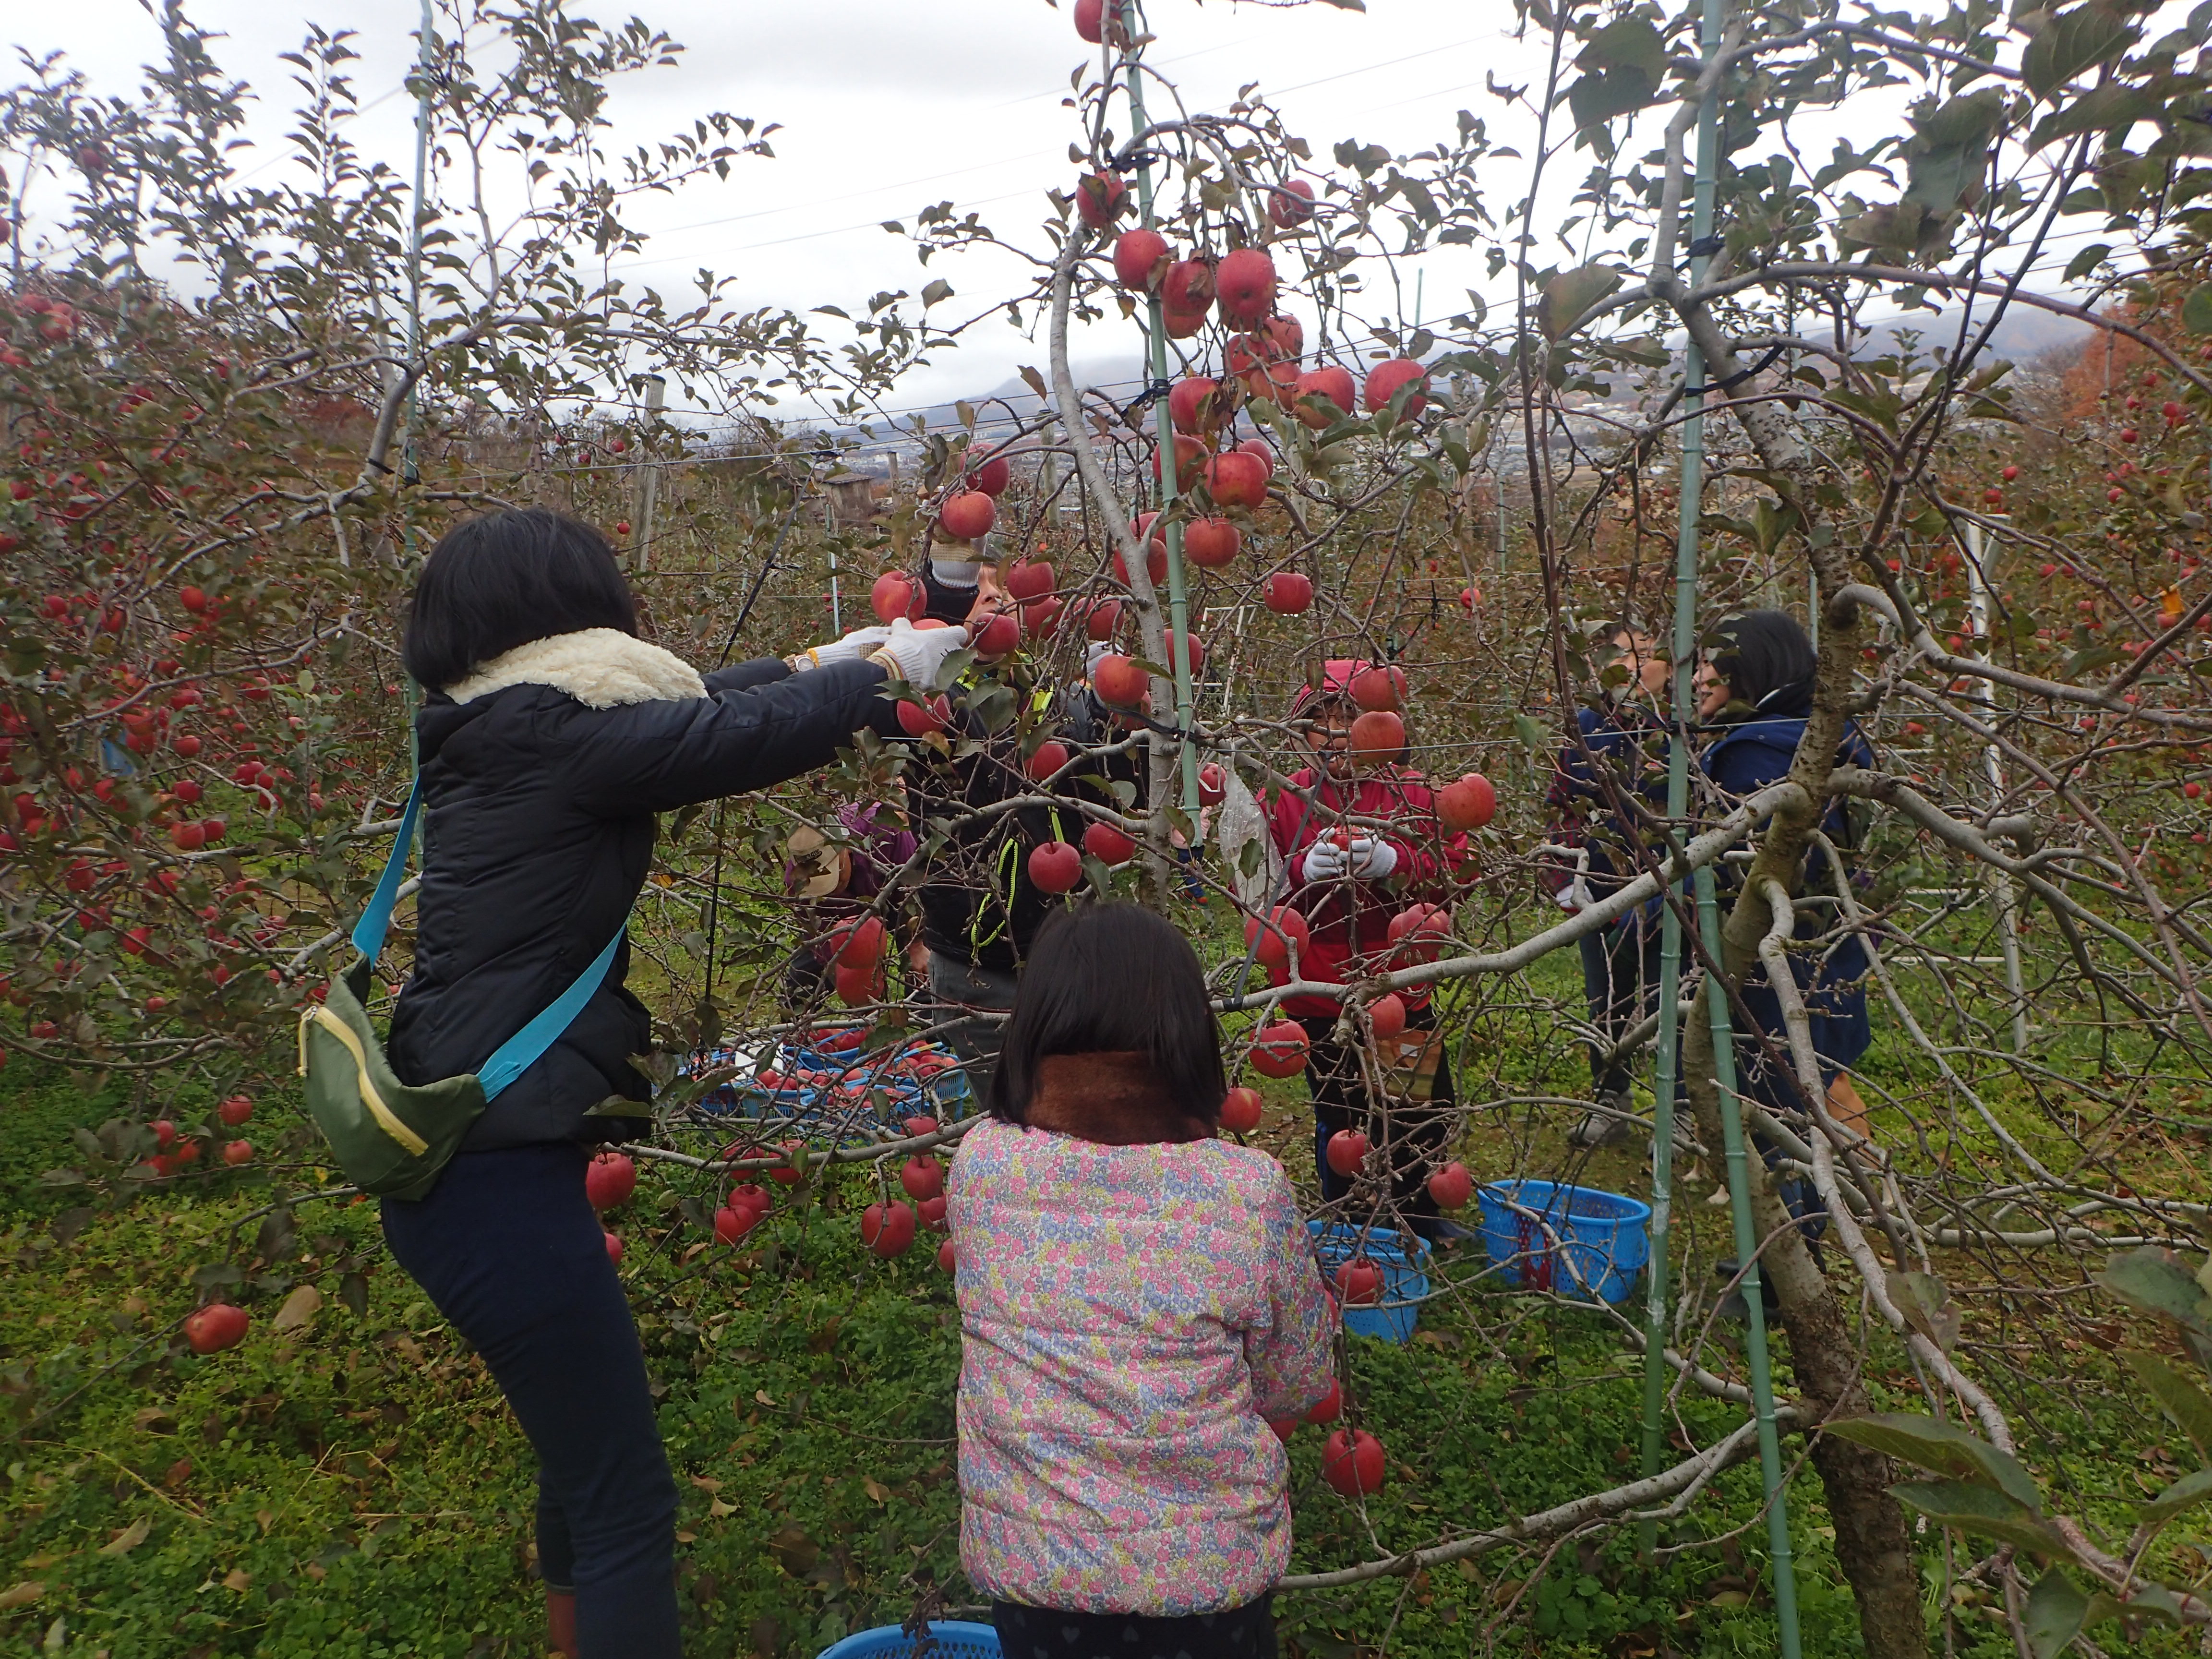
top-left (404, 508), bottom-right (638, 688)
top-left (986, 903), bottom-right (1227, 1126)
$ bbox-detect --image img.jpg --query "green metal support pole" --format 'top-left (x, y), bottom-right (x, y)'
top-left (401, 0), bottom-right (435, 809)
top-left (1124, 8), bottom-right (1201, 812)
top-left (1638, 8), bottom-right (1803, 1649)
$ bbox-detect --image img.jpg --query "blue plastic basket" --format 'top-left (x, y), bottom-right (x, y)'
top-left (692, 1036), bottom-right (971, 1137)
top-left (1307, 1220), bottom-right (1431, 1343)
top-left (1477, 1179), bottom-right (1652, 1305)
top-left (818, 1622), bottom-right (1000, 1659)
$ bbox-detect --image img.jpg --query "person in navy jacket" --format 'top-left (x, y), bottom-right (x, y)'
top-left (1693, 609), bottom-right (1874, 1247)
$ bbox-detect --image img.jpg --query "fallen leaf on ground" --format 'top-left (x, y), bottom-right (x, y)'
top-left (0, 1584), bottom-right (43, 1610)
top-left (96, 1518), bottom-right (150, 1557)
top-left (271, 1285), bottom-right (322, 1332)
top-left (223, 1568), bottom-right (251, 1592)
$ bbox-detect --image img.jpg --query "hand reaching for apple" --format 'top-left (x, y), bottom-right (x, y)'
top-left (1304, 834), bottom-right (1397, 882)
top-left (789, 624), bottom-right (892, 671)
top-left (868, 617), bottom-right (972, 690)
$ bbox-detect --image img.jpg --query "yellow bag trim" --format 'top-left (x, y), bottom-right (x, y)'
top-left (300, 1004), bottom-right (430, 1157)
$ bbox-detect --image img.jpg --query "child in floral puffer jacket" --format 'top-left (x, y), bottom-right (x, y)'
top-left (947, 904), bottom-right (1336, 1657)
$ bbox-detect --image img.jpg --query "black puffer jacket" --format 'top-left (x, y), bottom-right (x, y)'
top-left (385, 630), bottom-right (895, 1150)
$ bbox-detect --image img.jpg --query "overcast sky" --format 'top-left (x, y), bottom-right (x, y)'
top-left (11, 0), bottom-right (1556, 423)
top-left (12, 1), bottom-right (2109, 433)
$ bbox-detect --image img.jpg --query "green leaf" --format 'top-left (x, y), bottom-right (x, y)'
top-left (2123, 1349), bottom-right (2212, 1458)
top-left (2098, 1248), bottom-right (2212, 1337)
top-left (1903, 90), bottom-right (2007, 213)
top-left (921, 279), bottom-right (953, 308)
top-left (2183, 284), bottom-right (2212, 335)
top-left (1891, 1479), bottom-right (2073, 1555)
top-left (1887, 1271), bottom-right (1962, 1353)
top-left (2022, 5), bottom-right (2140, 97)
top-left (2063, 243), bottom-right (2112, 282)
top-left (1539, 264), bottom-right (1623, 340)
top-left (2139, 1465), bottom-right (2212, 1525)
top-left (2024, 1568), bottom-right (2089, 1659)
top-left (1828, 1414), bottom-right (2044, 1510)
top-left (1513, 711), bottom-right (1552, 753)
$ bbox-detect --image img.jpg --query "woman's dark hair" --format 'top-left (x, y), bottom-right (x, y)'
top-left (1709, 609), bottom-right (1816, 720)
top-left (986, 903), bottom-right (1227, 1126)
top-left (403, 509), bottom-right (638, 689)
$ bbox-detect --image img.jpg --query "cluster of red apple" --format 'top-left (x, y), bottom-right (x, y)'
top-left (1267, 1370), bottom-right (1384, 1496)
top-left (137, 1091), bottom-right (257, 1182)
top-left (861, 1116), bottom-right (959, 1271)
top-left (1323, 1127), bottom-right (1475, 1213)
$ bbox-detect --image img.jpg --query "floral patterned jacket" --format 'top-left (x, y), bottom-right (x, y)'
top-left (948, 1116), bottom-right (1335, 1615)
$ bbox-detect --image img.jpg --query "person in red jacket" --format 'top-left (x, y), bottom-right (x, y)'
top-left (1262, 660), bottom-right (1473, 1244)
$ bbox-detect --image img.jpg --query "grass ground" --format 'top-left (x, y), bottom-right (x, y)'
top-left (0, 899), bottom-right (2203, 1656)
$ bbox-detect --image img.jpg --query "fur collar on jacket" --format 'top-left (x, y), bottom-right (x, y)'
top-left (1022, 1051), bottom-right (1216, 1146)
top-left (446, 628), bottom-right (707, 709)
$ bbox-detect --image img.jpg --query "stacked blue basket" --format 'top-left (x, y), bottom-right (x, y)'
top-left (691, 1037), bottom-right (971, 1135)
top-left (1306, 1221), bottom-right (1431, 1342)
top-left (818, 1622), bottom-right (1000, 1659)
top-left (1476, 1179), bottom-right (1651, 1304)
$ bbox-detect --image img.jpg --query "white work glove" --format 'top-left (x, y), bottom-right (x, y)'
top-left (1301, 838), bottom-right (1349, 881)
top-left (789, 624), bottom-right (891, 671)
top-left (1346, 835), bottom-right (1398, 880)
top-left (868, 618), bottom-right (972, 690)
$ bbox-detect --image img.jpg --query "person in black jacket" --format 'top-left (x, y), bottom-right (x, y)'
top-left (906, 550), bottom-right (1144, 1072)
top-left (377, 509), bottom-right (967, 1659)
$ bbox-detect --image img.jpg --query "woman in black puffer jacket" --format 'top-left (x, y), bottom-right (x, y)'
top-left (379, 509), bottom-right (966, 1658)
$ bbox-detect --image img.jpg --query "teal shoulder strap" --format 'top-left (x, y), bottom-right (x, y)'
top-left (477, 929), bottom-right (625, 1101)
top-left (348, 775), bottom-right (625, 1102)
top-left (350, 781), bottom-right (424, 961)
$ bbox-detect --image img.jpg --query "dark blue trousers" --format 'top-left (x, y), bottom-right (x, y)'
top-left (382, 1144), bottom-right (679, 1658)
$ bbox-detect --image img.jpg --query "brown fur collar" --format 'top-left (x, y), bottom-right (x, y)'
top-left (1023, 1051), bottom-right (1215, 1146)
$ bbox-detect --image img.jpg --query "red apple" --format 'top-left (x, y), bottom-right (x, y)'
top-left (901, 1155), bottom-right (944, 1201)
top-left (919, 1194), bottom-right (948, 1230)
top-left (833, 961), bottom-right (885, 1008)
top-left (1165, 628), bottom-right (1206, 674)
top-left (1263, 572), bottom-right (1313, 614)
top-left (1075, 171), bottom-right (1128, 228)
top-left (1026, 740), bottom-right (1070, 783)
top-left (1349, 665), bottom-right (1404, 711)
top-left (1238, 437), bottom-right (1277, 480)
top-left (903, 1115), bottom-right (938, 1139)
top-left (1116, 516), bottom-right (1169, 585)
top-left (1364, 358), bottom-right (1429, 419)
top-left (937, 1237), bottom-right (957, 1272)
top-left (1183, 517), bottom-right (1240, 568)
top-left (1334, 1257), bottom-right (1383, 1305)
top-left (1266, 178), bottom-right (1315, 227)
top-left (1386, 902), bottom-right (1452, 965)
top-left (1322, 1429), bottom-right (1386, 1496)
top-left (1083, 821), bottom-right (1136, 865)
top-left (1022, 596), bottom-right (1064, 638)
top-left (770, 1140), bottom-right (808, 1186)
top-left (714, 1199), bottom-right (765, 1244)
top-left (1427, 1160), bottom-right (1474, 1209)
top-left (830, 916), bottom-right (887, 970)
top-left (896, 695), bottom-right (952, 737)
top-left (1250, 1019), bottom-right (1310, 1079)
top-left (603, 1230), bottom-right (624, 1264)
top-left (1294, 366), bottom-right (1357, 429)
top-left (217, 1094), bottom-right (252, 1127)
top-left (1304, 1378), bottom-right (1343, 1423)
top-left (1162, 307), bottom-right (1207, 339)
top-left (1347, 709), bottom-right (1405, 766)
top-left (963, 446), bottom-right (1011, 497)
top-left (1206, 450), bottom-right (1269, 509)
top-left (862, 1199), bottom-right (917, 1258)
top-left (1269, 1416), bottom-right (1298, 1443)
top-left (1220, 1086), bottom-right (1264, 1133)
top-left (1244, 904), bottom-right (1310, 969)
top-left (1325, 1129), bottom-right (1370, 1178)
top-left (973, 612), bottom-right (1021, 659)
top-left (1226, 317), bottom-right (1303, 403)
top-left (1215, 248), bottom-right (1277, 326)
top-left (1092, 654), bottom-right (1150, 707)
top-left (871, 570), bottom-right (924, 624)
top-left (1028, 840), bottom-right (1084, 893)
top-left (1197, 762), bottom-right (1227, 805)
top-left (586, 1150), bottom-right (637, 1211)
top-left (1083, 598), bottom-right (1124, 640)
top-left (1437, 772), bottom-right (1496, 832)
top-left (153, 1119), bottom-right (177, 1150)
top-left (1153, 434), bottom-right (1206, 494)
top-left (184, 1303), bottom-right (249, 1355)
top-left (1161, 258), bottom-right (1215, 318)
top-left (1112, 227), bottom-right (1169, 290)
top-left (940, 491), bottom-right (996, 541)
top-left (221, 1139), bottom-right (253, 1166)
top-left (1365, 993), bottom-right (1407, 1044)
top-left (1006, 558), bottom-right (1055, 602)
top-left (1170, 376), bottom-right (1228, 435)
top-left (170, 821), bottom-right (206, 852)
